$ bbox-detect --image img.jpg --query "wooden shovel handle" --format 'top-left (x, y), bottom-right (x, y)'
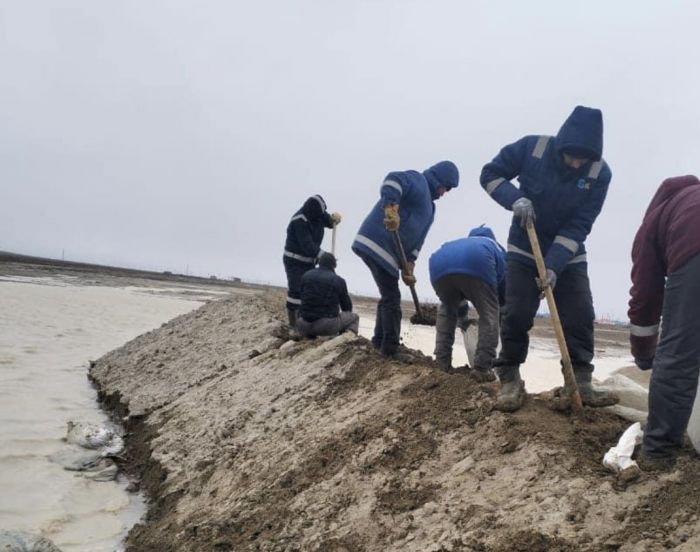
top-left (525, 220), bottom-right (583, 412)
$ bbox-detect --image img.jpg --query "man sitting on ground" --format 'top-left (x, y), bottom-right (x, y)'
top-left (296, 253), bottom-right (359, 338)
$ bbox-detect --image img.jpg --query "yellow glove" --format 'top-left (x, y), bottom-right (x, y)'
top-left (383, 204), bottom-right (400, 231)
top-left (331, 212), bottom-right (342, 225)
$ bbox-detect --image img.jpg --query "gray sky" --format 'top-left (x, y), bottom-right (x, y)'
top-left (2, 1), bottom-right (699, 319)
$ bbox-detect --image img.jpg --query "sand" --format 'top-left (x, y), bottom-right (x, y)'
top-left (88, 291), bottom-right (700, 551)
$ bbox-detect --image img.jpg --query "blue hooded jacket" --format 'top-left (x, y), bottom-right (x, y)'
top-left (283, 195), bottom-right (334, 266)
top-left (352, 161), bottom-right (459, 277)
top-left (479, 106), bottom-right (611, 275)
top-left (429, 226), bottom-right (506, 304)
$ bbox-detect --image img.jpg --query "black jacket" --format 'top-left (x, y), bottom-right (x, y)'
top-left (299, 266), bottom-right (352, 322)
top-left (283, 195), bottom-right (334, 265)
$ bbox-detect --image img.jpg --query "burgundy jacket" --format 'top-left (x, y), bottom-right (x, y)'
top-left (628, 175), bottom-right (700, 360)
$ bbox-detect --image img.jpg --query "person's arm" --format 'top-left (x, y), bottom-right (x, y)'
top-left (321, 211), bottom-right (334, 229)
top-left (480, 137), bottom-right (531, 210)
top-left (543, 165), bottom-right (611, 274)
top-left (380, 171), bottom-right (411, 208)
top-left (338, 277), bottom-right (353, 312)
top-left (628, 210), bottom-right (665, 368)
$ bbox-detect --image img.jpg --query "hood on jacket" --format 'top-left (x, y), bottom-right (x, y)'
top-left (468, 225), bottom-right (496, 241)
top-left (423, 161), bottom-right (459, 200)
top-left (301, 194), bottom-right (327, 221)
top-left (555, 105), bottom-right (604, 161)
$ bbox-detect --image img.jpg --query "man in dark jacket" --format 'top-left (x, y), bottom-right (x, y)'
top-left (429, 225), bottom-right (506, 381)
top-left (480, 105), bottom-right (617, 411)
top-left (283, 195), bottom-right (341, 330)
top-left (296, 253), bottom-right (359, 338)
top-left (352, 161), bottom-right (459, 358)
top-left (628, 175), bottom-right (700, 470)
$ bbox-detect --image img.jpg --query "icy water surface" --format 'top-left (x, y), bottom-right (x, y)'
top-left (0, 275), bottom-right (213, 551)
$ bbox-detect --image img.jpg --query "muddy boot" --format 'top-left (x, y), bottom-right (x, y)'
top-left (470, 367), bottom-right (496, 383)
top-left (495, 374), bottom-right (526, 412)
top-left (636, 450), bottom-right (676, 472)
top-left (577, 381), bottom-right (619, 407)
top-left (436, 356), bottom-right (453, 373)
top-left (286, 309), bottom-right (302, 340)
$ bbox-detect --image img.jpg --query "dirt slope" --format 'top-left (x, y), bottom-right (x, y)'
top-left (89, 292), bottom-right (700, 551)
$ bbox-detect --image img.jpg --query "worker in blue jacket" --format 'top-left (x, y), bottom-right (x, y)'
top-left (480, 105), bottom-right (618, 411)
top-left (283, 195), bottom-right (341, 330)
top-left (429, 226), bottom-right (506, 380)
top-left (352, 161), bottom-right (459, 358)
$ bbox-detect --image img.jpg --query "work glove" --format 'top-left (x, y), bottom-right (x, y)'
top-left (331, 212), bottom-right (342, 225)
top-left (512, 197), bottom-right (535, 228)
top-left (536, 268), bottom-right (557, 295)
top-left (401, 261), bottom-right (416, 286)
top-left (630, 333), bottom-right (657, 371)
top-left (634, 357), bottom-right (654, 371)
top-left (383, 204), bottom-right (400, 232)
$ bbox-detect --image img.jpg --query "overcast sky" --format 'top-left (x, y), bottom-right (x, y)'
top-left (2, 1), bottom-right (699, 319)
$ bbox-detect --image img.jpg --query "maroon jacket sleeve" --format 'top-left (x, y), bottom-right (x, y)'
top-left (628, 185), bottom-right (670, 360)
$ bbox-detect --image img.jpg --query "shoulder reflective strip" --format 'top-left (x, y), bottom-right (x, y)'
top-left (485, 177), bottom-right (505, 195)
top-left (382, 180), bottom-right (403, 195)
top-left (568, 254), bottom-right (587, 264)
top-left (507, 243), bottom-right (535, 260)
top-left (284, 250), bottom-right (316, 264)
top-left (411, 249), bottom-right (419, 258)
top-left (588, 161), bottom-right (603, 179)
top-left (354, 234), bottom-right (399, 271)
top-left (630, 323), bottom-right (660, 337)
top-left (286, 296), bottom-right (302, 305)
top-left (290, 214), bottom-right (308, 223)
top-left (532, 136), bottom-right (550, 159)
top-left (554, 235), bottom-right (579, 254)
top-left (312, 195), bottom-right (327, 211)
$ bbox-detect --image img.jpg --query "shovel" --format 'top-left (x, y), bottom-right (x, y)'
top-left (390, 230), bottom-right (434, 325)
top-left (331, 223), bottom-right (337, 256)
top-left (525, 220), bottom-right (583, 413)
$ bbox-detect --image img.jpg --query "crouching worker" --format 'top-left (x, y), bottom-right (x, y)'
top-left (629, 175), bottom-right (700, 471)
top-left (296, 253), bottom-right (359, 338)
top-left (429, 226), bottom-right (506, 381)
top-left (283, 195), bottom-right (341, 331)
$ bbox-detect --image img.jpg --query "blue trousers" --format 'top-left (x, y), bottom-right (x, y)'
top-left (360, 254), bottom-right (401, 356)
top-left (494, 259), bottom-right (595, 382)
top-left (644, 251), bottom-right (700, 457)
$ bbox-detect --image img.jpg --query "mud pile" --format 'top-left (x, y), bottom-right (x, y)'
top-left (90, 293), bottom-right (700, 551)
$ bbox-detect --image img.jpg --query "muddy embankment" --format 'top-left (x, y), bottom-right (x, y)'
top-left (90, 292), bottom-right (700, 551)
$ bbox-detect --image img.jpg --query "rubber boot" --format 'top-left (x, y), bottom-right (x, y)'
top-left (576, 380), bottom-right (619, 407)
top-left (287, 308), bottom-right (301, 340)
top-left (470, 366), bottom-right (497, 383)
top-left (495, 371), bottom-right (526, 412)
top-left (436, 356), bottom-right (453, 373)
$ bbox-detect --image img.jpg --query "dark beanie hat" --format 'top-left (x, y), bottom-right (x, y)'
top-left (319, 252), bottom-right (337, 270)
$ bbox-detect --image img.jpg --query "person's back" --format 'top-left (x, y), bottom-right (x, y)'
top-left (429, 226), bottom-right (505, 296)
top-left (296, 253), bottom-right (358, 338)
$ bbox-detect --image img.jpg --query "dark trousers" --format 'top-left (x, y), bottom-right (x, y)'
top-left (283, 258), bottom-right (314, 312)
top-left (494, 259), bottom-right (594, 382)
top-left (644, 251), bottom-right (700, 457)
top-left (433, 274), bottom-right (500, 369)
top-left (360, 254), bottom-right (401, 356)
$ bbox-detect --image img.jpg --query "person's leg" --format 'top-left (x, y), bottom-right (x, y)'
top-left (361, 255), bottom-right (401, 355)
top-left (494, 259), bottom-right (540, 382)
top-left (307, 317), bottom-right (342, 337)
top-left (295, 317), bottom-right (313, 338)
top-left (555, 265), bottom-right (617, 406)
top-left (284, 259), bottom-right (310, 327)
top-left (433, 276), bottom-right (462, 369)
top-left (644, 251), bottom-right (700, 458)
top-left (338, 312), bottom-right (360, 334)
top-left (463, 277), bottom-right (499, 372)
top-left (360, 256), bottom-right (384, 349)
